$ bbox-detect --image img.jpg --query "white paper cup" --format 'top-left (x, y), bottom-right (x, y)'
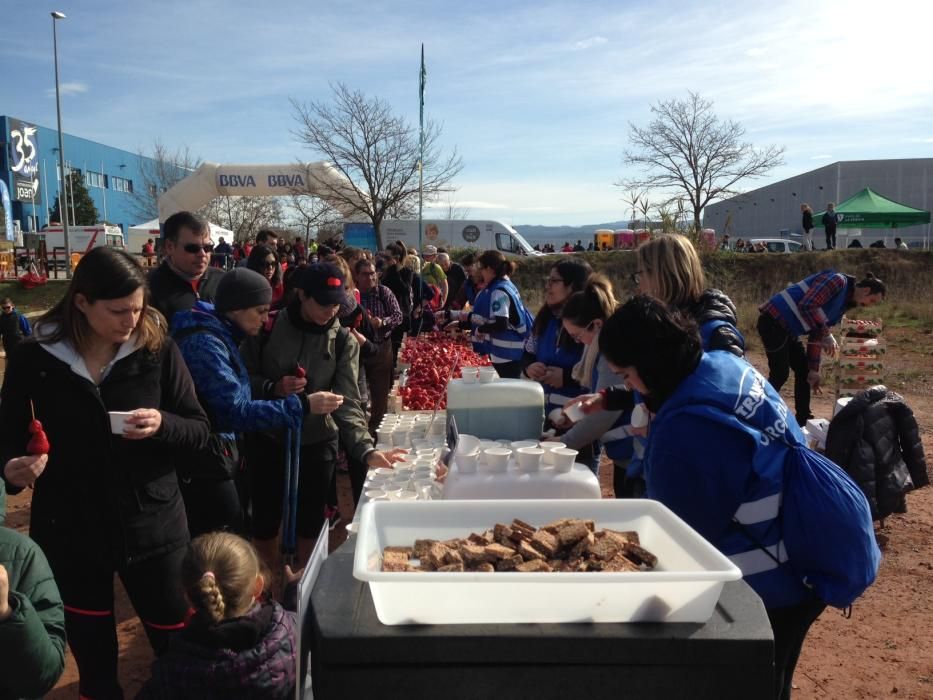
top-left (376, 429), bottom-right (394, 445)
top-left (478, 367), bottom-right (497, 383)
top-left (108, 411), bottom-right (134, 435)
top-left (551, 447), bottom-right (578, 472)
top-left (516, 446), bottom-right (545, 471)
top-left (374, 467), bottom-right (395, 477)
top-left (541, 442), bottom-right (567, 464)
top-left (483, 447), bottom-right (512, 473)
top-left (510, 440), bottom-right (539, 451)
top-left (460, 366), bottom-right (479, 384)
top-left (563, 402), bottom-right (586, 423)
top-left (392, 430), bottom-right (411, 448)
top-left (456, 451), bottom-right (480, 473)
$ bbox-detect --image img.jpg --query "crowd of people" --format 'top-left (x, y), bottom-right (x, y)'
top-left (0, 212), bottom-right (922, 699)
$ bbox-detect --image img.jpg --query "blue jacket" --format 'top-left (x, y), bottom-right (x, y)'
top-left (532, 317), bottom-right (585, 413)
top-left (765, 270), bottom-right (853, 338)
top-left (172, 302), bottom-right (304, 440)
top-left (645, 351), bottom-right (813, 609)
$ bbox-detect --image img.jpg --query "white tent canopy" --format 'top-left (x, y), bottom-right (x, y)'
top-left (127, 218), bottom-right (234, 252)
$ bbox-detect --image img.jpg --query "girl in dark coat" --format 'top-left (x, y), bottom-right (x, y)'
top-left (138, 532), bottom-right (298, 700)
top-left (0, 247), bottom-right (210, 699)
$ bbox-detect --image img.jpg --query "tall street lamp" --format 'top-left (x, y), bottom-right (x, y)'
top-left (51, 10), bottom-right (71, 277)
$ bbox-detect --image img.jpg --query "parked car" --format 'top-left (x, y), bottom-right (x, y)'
top-left (748, 238), bottom-right (804, 254)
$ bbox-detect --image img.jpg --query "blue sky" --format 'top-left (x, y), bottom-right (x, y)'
top-left (4, 0), bottom-right (932, 225)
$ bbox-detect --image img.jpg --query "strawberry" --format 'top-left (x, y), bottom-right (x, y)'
top-left (27, 430), bottom-right (50, 455)
top-left (29, 419), bottom-right (43, 434)
top-left (294, 364), bottom-right (307, 379)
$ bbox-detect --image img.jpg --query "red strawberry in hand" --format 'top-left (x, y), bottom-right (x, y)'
top-left (294, 364), bottom-right (307, 379)
top-left (29, 419), bottom-right (43, 434)
top-left (27, 429), bottom-right (50, 455)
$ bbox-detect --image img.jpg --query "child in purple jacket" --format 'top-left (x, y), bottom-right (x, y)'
top-left (137, 533), bottom-right (298, 699)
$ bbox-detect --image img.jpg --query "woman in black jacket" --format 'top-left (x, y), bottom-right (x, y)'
top-left (0, 247), bottom-right (210, 700)
top-left (801, 204), bottom-right (814, 251)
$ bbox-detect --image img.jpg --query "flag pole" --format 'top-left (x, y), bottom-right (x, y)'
top-left (418, 43), bottom-right (425, 252)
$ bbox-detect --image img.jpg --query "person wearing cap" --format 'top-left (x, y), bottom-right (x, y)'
top-left (421, 244), bottom-right (448, 308)
top-left (241, 263), bottom-right (404, 569)
top-left (171, 268), bottom-right (326, 536)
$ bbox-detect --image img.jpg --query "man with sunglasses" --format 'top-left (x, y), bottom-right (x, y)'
top-left (0, 297), bottom-right (32, 357)
top-left (148, 211), bottom-right (225, 323)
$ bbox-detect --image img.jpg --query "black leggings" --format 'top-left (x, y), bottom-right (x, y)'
top-left (179, 477), bottom-right (245, 537)
top-left (757, 313), bottom-right (812, 426)
top-left (247, 433), bottom-right (337, 540)
top-left (768, 600), bottom-right (826, 700)
top-left (54, 545), bottom-right (188, 700)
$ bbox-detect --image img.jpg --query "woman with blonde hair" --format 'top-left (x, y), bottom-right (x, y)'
top-left (801, 204), bottom-right (814, 251)
top-left (138, 532), bottom-right (298, 699)
top-left (633, 234), bottom-right (744, 356)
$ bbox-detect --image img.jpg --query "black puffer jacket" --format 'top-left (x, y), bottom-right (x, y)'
top-left (685, 288), bottom-right (745, 357)
top-left (825, 386), bottom-right (929, 520)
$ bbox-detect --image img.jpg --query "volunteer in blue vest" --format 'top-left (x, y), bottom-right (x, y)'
top-left (600, 295), bottom-right (826, 700)
top-left (439, 250), bottom-right (532, 378)
top-left (757, 270), bottom-right (886, 427)
top-left (634, 234), bottom-right (744, 357)
top-left (551, 274), bottom-right (646, 492)
top-left (522, 259), bottom-right (592, 419)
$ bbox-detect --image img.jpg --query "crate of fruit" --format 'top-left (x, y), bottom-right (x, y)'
top-left (840, 317), bottom-right (883, 337)
top-left (840, 338), bottom-right (885, 356)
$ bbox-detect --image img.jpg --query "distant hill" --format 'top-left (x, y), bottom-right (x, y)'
top-left (513, 221), bottom-right (634, 244)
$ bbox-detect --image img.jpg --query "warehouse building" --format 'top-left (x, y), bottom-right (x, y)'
top-left (1, 114), bottom-right (166, 239)
top-left (703, 158), bottom-right (933, 248)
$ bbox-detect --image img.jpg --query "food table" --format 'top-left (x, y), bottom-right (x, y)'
top-left (442, 461), bottom-right (601, 500)
top-left (308, 539), bottom-right (774, 700)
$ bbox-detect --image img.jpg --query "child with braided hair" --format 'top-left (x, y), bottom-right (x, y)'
top-left (138, 532), bottom-right (299, 699)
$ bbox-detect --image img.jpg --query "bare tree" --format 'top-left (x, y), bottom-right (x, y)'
top-left (618, 92), bottom-right (784, 233)
top-left (291, 83), bottom-right (463, 249)
top-left (201, 196), bottom-right (286, 242)
top-left (131, 139), bottom-right (201, 221)
top-left (289, 193), bottom-right (341, 241)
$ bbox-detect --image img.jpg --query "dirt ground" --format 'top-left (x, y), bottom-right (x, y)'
top-left (3, 326), bottom-right (932, 699)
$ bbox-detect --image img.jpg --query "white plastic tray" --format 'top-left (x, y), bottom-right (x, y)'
top-left (353, 499), bottom-right (742, 625)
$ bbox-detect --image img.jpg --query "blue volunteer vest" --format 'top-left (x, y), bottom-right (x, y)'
top-left (766, 270), bottom-right (853, 337)
top-left (534, 316), bottom-right (585, 413)
top-left (646, 352), bottom-right (811, 608)
top-left (470, 278), bottom-right (532, 363)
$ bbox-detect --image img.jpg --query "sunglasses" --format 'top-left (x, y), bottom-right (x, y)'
top-left (263, 260), bottom-right (276, 269)
top-left (183, 243), bottom-right (214, 254)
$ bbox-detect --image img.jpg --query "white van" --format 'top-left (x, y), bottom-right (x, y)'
top-left (748, 238), bottom-right (804, 254)
top-left (41, 224), bottom-right (125, 254)
top-left (345, 219), bottom-right (539, 257)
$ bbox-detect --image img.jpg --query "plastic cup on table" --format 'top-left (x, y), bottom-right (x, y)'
top-left (395, 490), bottom-right (419, 501)
top-left (376, 428), bottom-right (394, 445)
top-left (478, 367), bottom-right (497, 383)
top-left (392, 429), bottom-right (411, 448)
top-left (364, 489), bottom-right (385, 500)
top-left (510, 440), bottom-right (538, 451)
top-left (374, 467), bottom-right (395, 478)
top-left (540, 442), bottom-right (566, 465)
top-left (483, 447), bottom-right (512, 473)
top-left (515, 447), bottom-right (545, 472)
top-left (456, 450), bottom-right (480, 473)
top-left (375, 442), bottom-right (393, 452)
top-left (460, 366), bottom-right (478, 384)
top-left (550, 448), bottom-right (578, 473)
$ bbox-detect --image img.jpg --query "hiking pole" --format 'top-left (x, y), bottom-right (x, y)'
top-left (280, 428), bottom-right (301, 565)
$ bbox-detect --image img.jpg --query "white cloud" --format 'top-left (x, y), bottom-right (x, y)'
top-left (572, 36), bottom-right (608, 51)
top-left (455, 201), bottom-right (510, 210)
top-left (46, 81), bottom-right (88, 97)
top-left (745, 47), bottom-right (767, 57)
top-left (810, 154), bottom-right (832, 160)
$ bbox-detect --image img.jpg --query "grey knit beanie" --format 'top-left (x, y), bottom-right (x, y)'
top-left (214, 268), bottom-right (273, 312)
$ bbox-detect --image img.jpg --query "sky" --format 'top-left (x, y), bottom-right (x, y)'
top-left (3, 0), bottom-right (932, 225)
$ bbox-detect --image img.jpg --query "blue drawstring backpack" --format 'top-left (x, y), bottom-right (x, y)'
top-left (780, 444), bottom-right (881, 609)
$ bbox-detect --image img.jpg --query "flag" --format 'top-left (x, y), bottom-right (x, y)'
top-left (419, 43), bottom-right (426, 126)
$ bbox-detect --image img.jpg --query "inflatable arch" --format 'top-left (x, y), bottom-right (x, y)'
top-left (157, 161), bottom-right (365, 224)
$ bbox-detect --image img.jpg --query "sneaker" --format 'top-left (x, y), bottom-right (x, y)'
top-left (324, 505), bottom-right (341, 531)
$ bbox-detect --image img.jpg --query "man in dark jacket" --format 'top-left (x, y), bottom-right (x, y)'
top-left (0, 479), bottom-right (66, 699)
top-left (438, 253), bottom-right (466, 311)
top-left (822, 202), bottom-right (839, 250)
top-left (826, 386), bottom-right (929, 520)
top-left (0, 298), bottom-right (31, 357)
top-left (149, 211), bottom-right (225, 323)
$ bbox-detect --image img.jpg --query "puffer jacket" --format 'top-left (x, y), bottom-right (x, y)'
top-left (685, 288), bottom-right (745, 357)
top-left (0, 482), bottom-right (66, 700)
top-left (136, 601), bottom-right (297, 700)
top-left (172, 302), bottom-right (305, 439)
top-left (826, 386), bottom-right (929, 520)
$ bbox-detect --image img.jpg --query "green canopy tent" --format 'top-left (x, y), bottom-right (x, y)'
top-left (812, 187), bottom-right (931, 229)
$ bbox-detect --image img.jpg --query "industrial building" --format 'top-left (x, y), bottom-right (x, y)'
top-left (703, 158), bottom-right (933, 248)
top-left (1, 114), bottom-right (164, 239)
